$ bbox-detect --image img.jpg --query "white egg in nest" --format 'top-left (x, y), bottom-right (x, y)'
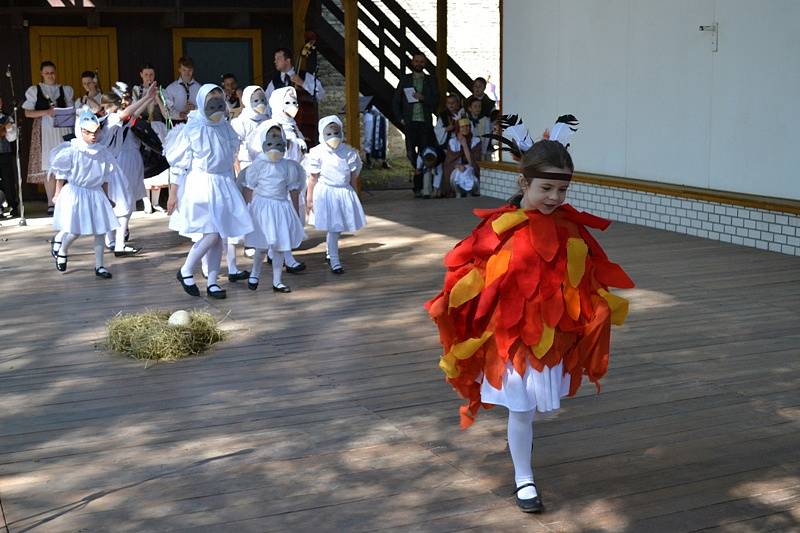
top-left (168, 310), bottom-right (191, 327)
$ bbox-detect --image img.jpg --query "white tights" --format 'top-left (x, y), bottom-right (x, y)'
top-left (58, 233), bottom-right (106, 269)
top-left (181, 233), bottom-right (222, 288)
top-left (326, 231), bottom-right (341, 269)
top-left (507, 409), bottom-right (538, 499)
top-left (106, 214), bottom-right (130, 252)
top-left (251, 248), bottom-right (285, 287)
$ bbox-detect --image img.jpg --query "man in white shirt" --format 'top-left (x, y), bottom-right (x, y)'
top-left (264, 47), bottom-right (325, 104)
top-left (163, 56), bottom-right (201, 124)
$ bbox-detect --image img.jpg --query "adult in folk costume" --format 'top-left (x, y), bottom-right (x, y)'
top-left (23, 61), bottom-right (75, 214)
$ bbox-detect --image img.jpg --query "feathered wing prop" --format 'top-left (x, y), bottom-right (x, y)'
top-left (482, 114), bottom-right (534, 160)
top-left (549, 114), bottom-right (579, 148)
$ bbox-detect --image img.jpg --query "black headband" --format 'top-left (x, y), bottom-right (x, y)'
top-left (521, 168), bottom-right (573, 182)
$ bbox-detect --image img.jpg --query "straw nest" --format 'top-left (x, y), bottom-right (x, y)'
top-left (106, 310), bottom-right (226, 361)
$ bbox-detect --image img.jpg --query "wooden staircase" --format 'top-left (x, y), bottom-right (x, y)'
top-left (312, 0), bottom-right (474, 130)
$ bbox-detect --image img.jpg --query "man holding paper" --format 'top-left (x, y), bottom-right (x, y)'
top-left (392, 51), bottom-right (439, 197)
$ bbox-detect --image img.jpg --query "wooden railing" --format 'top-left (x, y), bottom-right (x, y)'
top-left (318, 0), bottom-right (474, 105)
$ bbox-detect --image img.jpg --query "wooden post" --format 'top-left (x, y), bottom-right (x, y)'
top-left (293, 0), bottom-right (311, 60)
top-left (436, 0), bottom-right (447, 112)
top-left (344, 0), bottom-right (360, 151)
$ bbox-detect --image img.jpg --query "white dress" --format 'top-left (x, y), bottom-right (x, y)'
top-left (165, 112), bottom-right (254, 240)
top-left (229, 100), bottom-right (268, 245)
top-left (244, 156), bottom-right (306, 251)
top-left (479, 361), bottom-right (571, 413)
top-left (49, 139), bottom-right (120, 235)
top-left (104, 113), bottom-right (145, 216)
top-left (304, 143), bottom-right (366, 233)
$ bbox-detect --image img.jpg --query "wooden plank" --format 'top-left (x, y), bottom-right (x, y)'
top-left (1, 191), bottom-right (799, 531)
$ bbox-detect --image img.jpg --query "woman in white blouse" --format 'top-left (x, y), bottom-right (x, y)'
top-left (22, 61), bottom-right (74, 215)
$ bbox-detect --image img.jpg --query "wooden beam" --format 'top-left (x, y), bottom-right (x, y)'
top-left (293, 0), bottom-right (311, 60)
top-left (436, 0), bottom-right (447, 112)
top-left (344, 0), bottom-right (360, 150)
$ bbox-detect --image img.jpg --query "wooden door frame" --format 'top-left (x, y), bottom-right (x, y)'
top-left (172, 28), bottom-right (264, 86)
top-left (28, 26), bottom-right (119, 88)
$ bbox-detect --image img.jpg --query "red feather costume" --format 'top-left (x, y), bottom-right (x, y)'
top-left (425, 202), bottom-right (634, 428)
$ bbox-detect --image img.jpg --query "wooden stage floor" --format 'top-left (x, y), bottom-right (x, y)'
top-left (1, 190), bottom-right (799, 532)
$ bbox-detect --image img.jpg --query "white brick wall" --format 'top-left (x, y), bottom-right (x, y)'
top-left (480, 166), bottom-right (800, 257)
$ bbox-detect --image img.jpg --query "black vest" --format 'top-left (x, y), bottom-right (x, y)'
top-left (271, 70), bottom-right (309, 90)
top-left (35, 84), bottom-right (66, 110)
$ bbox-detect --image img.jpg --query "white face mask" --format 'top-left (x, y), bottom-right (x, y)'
top-left (262, 127), bottom-right (286, 160)
top-left (251, 89), bottom-right (267, 115)
top-left (204, 93), bottom-right (227, 122)
top-left (285, 104), bottom-right (299, 118)
top-left (323, 121), bottom-right (344, 149)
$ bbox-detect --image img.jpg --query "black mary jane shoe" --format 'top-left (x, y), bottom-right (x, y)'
top-left (284, 262), bottom-right (306, 274)
top-left (55, 253), bottom-right (68, 272)
top-left (272, 283), bottom-right (291, 293)
top-left (228, 270), bottom-right (250, 282)
top-left (95, 267), bottom-right (113, 279)
top-left (46, 205), bottom-right (55, 216)
top-left (206, 284), bottom-right (227, 299)
top-left (50, 240), bottom-right (61, 259)
top-left (247, 277), bottom-right (259, 291)
top-left (330, 265), bottom-right (345, 275)
top-left (513, 483), bottom-right (544, 514)
top-left (114, 245), bottom-right (141, 257)
top-left (176, 269), bottom-right (200, 297)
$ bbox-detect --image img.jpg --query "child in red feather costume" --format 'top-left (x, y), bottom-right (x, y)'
top-left (425, 115), bottom-right (634, 513)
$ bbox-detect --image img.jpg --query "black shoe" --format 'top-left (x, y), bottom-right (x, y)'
top-left (50, 239), bottom-right (61, 259)
top-left (228, 270), bottom-right (250, 282)
top-left (55, 253), bottom-right (67, 272)
top-left (176, 269), bottom-right (200, 297)
top-left (266, 255), bottom-right (272, 265)
top-left (47, 205), bottom-right (55, 216)
top-left (247, 277), bottom-right (259, 291)
top-left (330, 265), bottom-right (344, 275)
top-left (114, 245), bottom-right (141, 257)
top-left (285, 262), bottom-right (306, 274)
top-left (272, 283), bottom-right (291, 293)
top-left (513, 483), bottom-right (544, 513)
top-left (206, 284), bottom-right (227, 299)
top-left (95, 266), bottom-right (113, 279)
top-left (124, 229), bottom-right (130, 242)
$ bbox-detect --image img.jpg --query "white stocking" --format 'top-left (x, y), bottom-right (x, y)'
top-left (226, 240), bottom-right (240, 274)
top-left (181, 233), bottom-right (220, 286)
top-left (326, 231), bottom-right (341, 268)
top-left (507, 409), bottom-right (537, 498)
top-left (114, 215), bottom-right (130, 252)
top-left (206, 236), bottom-right (223, 290)
top-left (271, 248), bottom-right (285, 287)
top-left (283, 250), bottom-right (300, 268)
top-left (57, 232), bottom-right (78, 267)
top-left (52, 230), bottom-right (65, 255)
top-left (250, 249), bottom-right (266, 284)
top-left (94, 235), bottom-right (105, 268)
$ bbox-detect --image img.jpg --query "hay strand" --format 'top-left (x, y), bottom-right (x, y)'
top-left (106, 309), bottom-right (226, 361)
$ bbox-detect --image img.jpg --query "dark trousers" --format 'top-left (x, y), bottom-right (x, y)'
top-left (0, 153), bottom-right (17, 213)
top-left (404, 121), bottom-right (435, 192)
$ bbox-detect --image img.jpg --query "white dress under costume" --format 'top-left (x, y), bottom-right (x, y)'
top-left (166, 86), bottom-right (253, 240)
top-left (303, 120), bottom-right (366, 233)
top-left (49, 139), bottom-right (120, 235)
top-left (244, 155), bottom-right (306, 252)
top-left (103, 112), bottom-right (145, 216)
top-left (448, 136), bottom-right (481, 193)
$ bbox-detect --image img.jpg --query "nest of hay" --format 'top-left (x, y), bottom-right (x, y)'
top-left (106, 310), bottom-right (226, 361)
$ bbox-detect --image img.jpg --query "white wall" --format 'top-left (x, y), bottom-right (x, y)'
top-left (503, 0), bottom-right (800, 200)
